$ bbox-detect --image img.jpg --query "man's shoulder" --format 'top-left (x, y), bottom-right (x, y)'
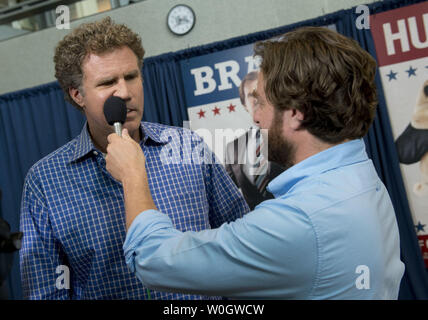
top-left (142, 121), bottom-right (207, 145)
top-left (225, 130), bottom-right (250, 163)
top-left (143, 121), bottom-right (194, 133)
top-left (142, 121), bottom-right (194, 138)
top-left (228, 131), bottom-right (248, 147)
top-left (142, 121), bottom-right (178, 131)
top-left (25, 136), bottom-right (79, 183)
top-left (284, 160), bottom-right (381, 214)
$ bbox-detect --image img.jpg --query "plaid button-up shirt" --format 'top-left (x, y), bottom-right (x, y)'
top-left (20, 121), bottom-right (249, 299)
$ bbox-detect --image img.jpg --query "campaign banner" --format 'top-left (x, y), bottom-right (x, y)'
top-left (180, 43), bottom-right (259, 162)
top-left (180, 43), bottom-right (271, 210)
top-left (371, 2), bottom-right (428, 267)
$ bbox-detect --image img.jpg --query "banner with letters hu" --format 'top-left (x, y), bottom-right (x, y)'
top-left (371, 2), bottom-right (428, 267)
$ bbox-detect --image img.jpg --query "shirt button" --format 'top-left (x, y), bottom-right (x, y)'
top-left (376, 181), bottom-right (381, 191)
top-left (93, 151), bottom-right (98, 156)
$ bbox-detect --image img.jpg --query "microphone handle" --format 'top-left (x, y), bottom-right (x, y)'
top-left (114, 122), bottom-right (122, 137)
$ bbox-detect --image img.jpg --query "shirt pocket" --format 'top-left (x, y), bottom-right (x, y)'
top-left (149, 163), bottom-right (211, 231)
top-left (149, 163), bottom-right (206, 196)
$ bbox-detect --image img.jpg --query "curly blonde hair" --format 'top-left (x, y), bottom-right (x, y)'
top-left (54, 16), bottom-right (145, 110)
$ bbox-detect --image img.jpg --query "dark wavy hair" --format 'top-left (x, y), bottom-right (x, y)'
top-left (54, 17), bottom-right (145, 110)
top-left (254, 27), bottom-right (378, 144)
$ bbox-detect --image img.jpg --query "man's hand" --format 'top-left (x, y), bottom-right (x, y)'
top-left (106, 129), bottom-right (157, 230)
top-left (106, 128), bottom-right (146, 184)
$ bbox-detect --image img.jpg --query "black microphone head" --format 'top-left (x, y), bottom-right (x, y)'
top-left (103, 96), bottom-right (127, 125)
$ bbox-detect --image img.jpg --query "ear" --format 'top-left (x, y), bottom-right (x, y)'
top-left (69, 87), bottom-right (85, 109)
top-left (289, 109), bottom-right (304, 130)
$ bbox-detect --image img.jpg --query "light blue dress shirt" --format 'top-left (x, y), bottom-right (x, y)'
top-left (123, 139), bottom-right (405, 299)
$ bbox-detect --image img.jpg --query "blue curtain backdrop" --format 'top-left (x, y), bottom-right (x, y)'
top-left (1, 0), bottom-right (427, 299)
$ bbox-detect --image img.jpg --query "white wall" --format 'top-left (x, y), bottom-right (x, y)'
top-left (0, 0), bottom-right (377, 95)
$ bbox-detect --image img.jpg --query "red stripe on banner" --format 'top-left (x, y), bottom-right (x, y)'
top-left (370, 2), bottom-right (428, 67)
top-left (418, 234), bottom-right (428, 268)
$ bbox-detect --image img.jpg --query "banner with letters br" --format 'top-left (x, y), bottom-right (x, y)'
top-left (180, 44), bottom-right (269, 210)
top-left (180, 43), bottom-right (259, 162)
top-left (371, 2), bottom-right (428, 267)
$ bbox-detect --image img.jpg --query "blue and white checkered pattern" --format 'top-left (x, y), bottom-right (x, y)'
top-left (19, 121), bottom-right (249, 299)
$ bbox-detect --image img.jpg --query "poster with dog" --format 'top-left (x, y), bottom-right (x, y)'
top-left (371, 2), bottom-right (428, 267)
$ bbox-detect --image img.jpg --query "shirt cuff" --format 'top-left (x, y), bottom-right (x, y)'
top-left (123, 209), bottom-right (173, 272)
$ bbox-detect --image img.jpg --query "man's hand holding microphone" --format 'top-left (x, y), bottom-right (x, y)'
top-left (104, 96), bottom-right (157, 230)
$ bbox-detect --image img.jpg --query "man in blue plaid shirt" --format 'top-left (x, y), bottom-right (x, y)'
top-left (19, 17), bottom-right (249, 300)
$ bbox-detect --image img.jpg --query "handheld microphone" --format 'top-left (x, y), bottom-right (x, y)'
top-left (103, 96), bottom-right (127, 137)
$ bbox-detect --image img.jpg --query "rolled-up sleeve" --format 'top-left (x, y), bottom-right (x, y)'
top-left (123, 202), bottom-right (317, 299)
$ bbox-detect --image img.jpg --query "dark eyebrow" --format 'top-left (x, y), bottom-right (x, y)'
top-left (96, 76), bottom-right (117, 86)
top-left (96, 70), bottom-right (139, 86)
top-left (125, 70), bottom-right (140, 78)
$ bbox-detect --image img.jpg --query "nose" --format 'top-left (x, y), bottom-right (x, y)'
top-left (114, 79), bottom-right (131, 101)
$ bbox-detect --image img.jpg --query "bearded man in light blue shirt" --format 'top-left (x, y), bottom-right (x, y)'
top-left (105, 26), bottom-right (405, 299)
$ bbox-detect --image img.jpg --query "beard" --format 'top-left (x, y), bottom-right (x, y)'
top-left (266, 111), bottom-right (296, 170)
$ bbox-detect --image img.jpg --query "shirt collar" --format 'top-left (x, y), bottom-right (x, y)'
top-left (140, 121), bottom-right (171, 145)
top-left (69, 122), bottom-right (94, 163)
top-left (69, 121), bottom-right (169, 163)
top-left (267, 139), bottom-right (369, 197)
